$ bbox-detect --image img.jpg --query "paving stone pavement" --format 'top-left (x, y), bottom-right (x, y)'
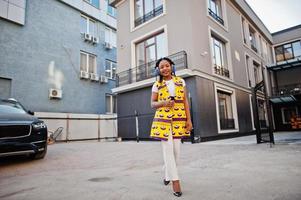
top-left (0, 132), bottom-right (301, 200)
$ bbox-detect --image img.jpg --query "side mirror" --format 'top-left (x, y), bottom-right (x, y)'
top-left (28, 110), bottom-right (34, 115)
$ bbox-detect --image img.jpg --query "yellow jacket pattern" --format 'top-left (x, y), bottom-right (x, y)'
top-left (150, 76), bottom-right (190, 140)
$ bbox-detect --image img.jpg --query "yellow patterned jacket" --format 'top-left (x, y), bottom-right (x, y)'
top-left (150, 76), bottom-right (190, 140)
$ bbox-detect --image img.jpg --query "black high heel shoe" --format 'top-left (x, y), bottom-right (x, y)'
top-left (163, 179), bottom-right (170, 185)
top-left (173, 192), bottom-right (182, 197)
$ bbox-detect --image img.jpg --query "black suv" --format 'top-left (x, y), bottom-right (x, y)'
top-left (0, 99), bottom-right (47, 159)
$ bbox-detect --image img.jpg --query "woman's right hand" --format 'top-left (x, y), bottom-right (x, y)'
top-left (162, 100), bottom-right (175, 108)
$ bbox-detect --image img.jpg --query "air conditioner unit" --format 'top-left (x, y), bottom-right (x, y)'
top-left (90, 73), bottom-right (99, 81)
top-left (104, 42), bottom-right (113, 49)
top-left (92, 36), bottom-right (99, 44)
top-left (49, 89), bottom-right (62, 99)
top-left (80, 70), bottom-right (89, 79)
top-left (84, 33), bottom-right (92, 41)
top-left (100, 75), bottom-right (108, 83)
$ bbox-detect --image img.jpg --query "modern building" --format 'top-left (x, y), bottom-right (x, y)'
top-left (0, 0), bottom-right (117, 115)
top-left (109, 0), bottom-right (275, 141)
top-left (268, 25), bottom-right (301, 131)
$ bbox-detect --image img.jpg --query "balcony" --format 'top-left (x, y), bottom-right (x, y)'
top-left (220, 118), bottom-right (235, 130)
top-left (272, 83), bottom-right (301, 96)
top-left (214, 65), bottom-right (230, 78)
top-left (208, 8), bottom-right (224, 25)
top-left (116, 51), bottom-right (187, 87)
top-left (134, 5), bottom-right (163, 27)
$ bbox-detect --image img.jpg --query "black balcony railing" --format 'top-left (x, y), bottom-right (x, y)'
top-left (272, 83), bottom-right (301, 96)
top-left (214, 65), bottom-right (230, 78)
top-left (116, 51), bottom-right (188, 87)
top-left (208, 8), bottom-right (224, 25)
top-left (220, 118), bottom-right (235, 130)
top-left (135, 5), bottom-right (163, 27)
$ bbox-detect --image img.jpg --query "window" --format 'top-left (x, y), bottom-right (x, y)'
top-left (211, 34), bottom-right (229, 78)
top-left (258, 35), bottom-right (262, 55)
top-left (217, 90), bottom-right (235, 130)
top-left (245, 55), bottom-right (251, 87)
top-left (80, 15), bottom-right (97, 36)
top-left (135, 31), bottom-right (166, 81)
top-left (105, 0), bottom-right (117, 18)
top-left (253, 61), bottom-right (260, 84)
top-left (105, 27), bottom-right (117, 47)
top-left (80, 51), bottom-right (97, 73)
top-left (134, 0), bottom-right (163, 27)
top-left (275, 40), bottom-right (301, 63)
top-left (83, 0), bottom-right (99, 8)
top-left (208, 0), bottom-right (224, 25)
top-left (106, 94), bottom-right (117, 113)
top-left (262, 40), bottom-right (268, 61)
top-left (241, 17), bottom-right (247, 44)
top-left (249, 26), bottom-right (257, 52)
top-left (136, 31), bottom-right (166, 66)
top-left (105, 60), bottom-right (117, 79)
top-left (281, 107), bottom-right (298, 124)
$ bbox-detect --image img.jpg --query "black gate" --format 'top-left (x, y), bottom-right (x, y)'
top-left (251, 69), bottom-right (274, 145)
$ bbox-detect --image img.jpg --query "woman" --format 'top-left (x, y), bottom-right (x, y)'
top-left (150, 57), bottom-right (193, 197)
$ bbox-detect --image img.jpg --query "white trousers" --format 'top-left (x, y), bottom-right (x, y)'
top-left (161, 133), bottom-right (181, 181)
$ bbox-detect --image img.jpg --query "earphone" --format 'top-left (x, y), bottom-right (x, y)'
top-left (154, 57), bottom-right (176, 76)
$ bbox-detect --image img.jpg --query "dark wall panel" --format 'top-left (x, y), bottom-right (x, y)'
top-left (117, 86), bottom-right (154, 139)
top-left (194, 77), bottom-right (218, 137)
top-left (236, 90), bottom-right (253, 132)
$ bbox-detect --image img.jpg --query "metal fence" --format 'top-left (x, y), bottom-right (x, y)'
top-left (134, 5), bottom-right (163, 27)
top-left (116, 51), bottom-right (188, 87)
top-left (272, 83), bottom-right (301, 96)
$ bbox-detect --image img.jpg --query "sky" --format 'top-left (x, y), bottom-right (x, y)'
top-left (245, 0), bottom-right (301, 33)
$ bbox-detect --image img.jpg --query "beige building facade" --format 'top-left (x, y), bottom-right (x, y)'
top-left (110, 0), bottom-right (277, 141)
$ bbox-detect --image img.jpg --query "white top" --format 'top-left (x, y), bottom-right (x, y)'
top-left (152, 78), bottom-right (186, 97)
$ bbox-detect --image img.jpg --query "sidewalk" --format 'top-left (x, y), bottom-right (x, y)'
top-left (204, 131), bottom-right (301, 145)
top-left (0, 132), bottom-right (301, 200)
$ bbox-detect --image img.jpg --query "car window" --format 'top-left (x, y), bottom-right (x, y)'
top-left (0, 105), bottom-right (27, 114)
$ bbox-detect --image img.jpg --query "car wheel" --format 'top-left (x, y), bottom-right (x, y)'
top-left (30, 144), bottom-right (47, 159)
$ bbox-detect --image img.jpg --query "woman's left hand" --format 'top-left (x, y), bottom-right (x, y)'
top-left (186, 120), bottom-right (193, 132)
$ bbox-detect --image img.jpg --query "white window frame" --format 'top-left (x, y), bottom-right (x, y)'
top-left (208, 27), bottom-right (233, 81)
top-left (214, 83), bottom-right (239, 134)
top-left (81, 15), bottom-right (97, 37)
top-left (80, 51), bottom-right (97, 74)
top-left (248, 25), bottom-right (260, 54)
top-left (281, 107), bottom-right (299, 124)
top-left (130, 0), bottom-right (166, 32)
top-left (261, 39), bottom-right (268, 62)
top-left (252, 59), bottom-right (261, 85)
top-left (105, 27), bottom-right (117, 47)
top-left (206, 0), bottom-right (228, 31)
top-left (106, 94), bottom-right (117, 114)
top-left (105, 59), bottom-right (117, 79)
top-left (106, 0), bottom-right (117, 18)
top-left (241, 16), bottom-right (247, 44)
top-left (131, 25), bottom-right (168, 72)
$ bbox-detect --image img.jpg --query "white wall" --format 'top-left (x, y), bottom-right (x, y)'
top-left (35, 112), bottom-right (118, 141)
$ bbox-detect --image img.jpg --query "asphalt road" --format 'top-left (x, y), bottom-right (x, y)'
top-left (0, 132), bottom-right (301, 200)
